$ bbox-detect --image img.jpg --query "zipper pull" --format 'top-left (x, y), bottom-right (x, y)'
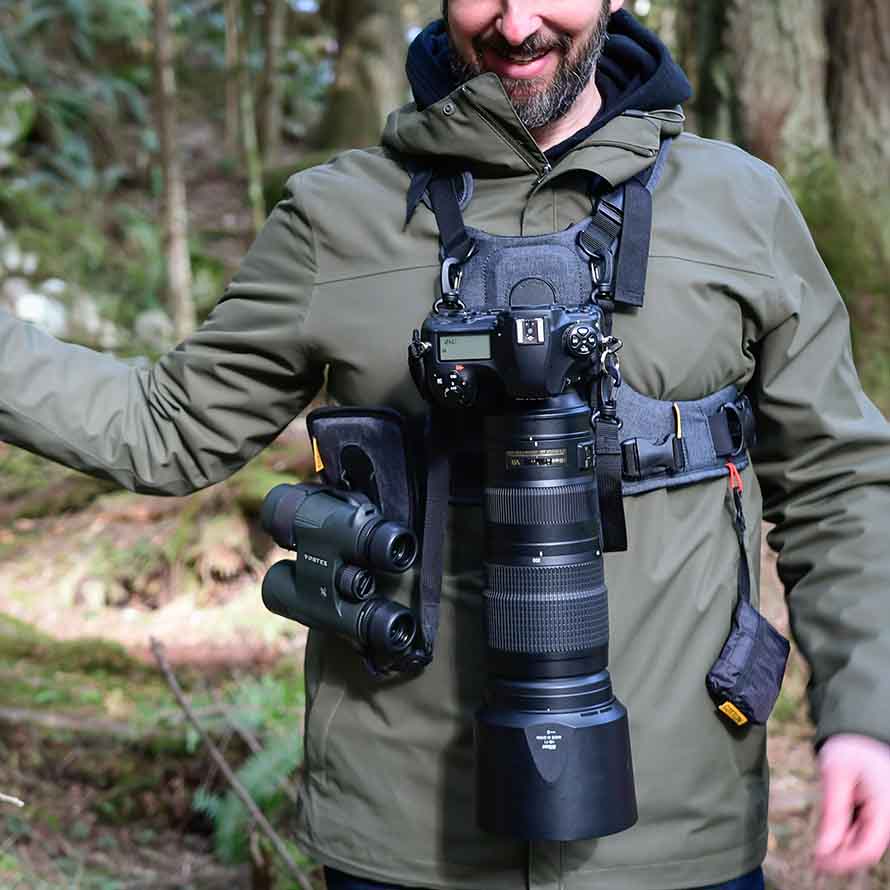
top-left (537, 162), bottom-right (552, 184)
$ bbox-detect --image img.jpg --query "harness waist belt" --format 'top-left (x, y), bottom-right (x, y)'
top-left (449, 384), bottom-right (755, 502)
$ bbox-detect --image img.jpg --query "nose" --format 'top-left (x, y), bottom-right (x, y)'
top-left (496, 2), bottom-right (543, 46)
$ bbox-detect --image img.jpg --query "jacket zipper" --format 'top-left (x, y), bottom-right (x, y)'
top-left (460, 85), bottom-right (552, 183)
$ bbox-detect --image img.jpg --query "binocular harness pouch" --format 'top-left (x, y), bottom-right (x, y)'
top-left (307, 407), bottom-right (437, 675)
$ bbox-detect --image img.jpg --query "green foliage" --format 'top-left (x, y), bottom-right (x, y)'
top-left (789, 152), bottom-right (881, 298)
top-left (193, 670), bottom-right (305, 865)
top-left (789, 152), bottom-right (890, 414)
top-left (0, 0), bottom-right (151, 194)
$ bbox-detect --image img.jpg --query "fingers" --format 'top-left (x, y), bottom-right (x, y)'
top-left (814, 754), bottom-right (856, 863)
top-left (816, 794), bottom-right (890, 874)
top-left (815, 747), bottom-right (890, 874)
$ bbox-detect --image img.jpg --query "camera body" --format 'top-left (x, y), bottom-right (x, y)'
top-left (260, 484), bottom-right (419, 662)
top-left (412, 303), bottom-right (607, 409)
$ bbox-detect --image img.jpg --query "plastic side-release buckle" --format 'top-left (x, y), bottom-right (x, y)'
top-left (621, 435), bottom-right (686, 481)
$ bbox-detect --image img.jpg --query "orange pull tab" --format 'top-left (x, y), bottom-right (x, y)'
top-left (726, 462), bottom-right (743, 493)
top-left (312, 437), bottom-right (325, 474)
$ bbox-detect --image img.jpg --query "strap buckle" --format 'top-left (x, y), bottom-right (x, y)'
top-left (622, 435), bottom-right (686, 481)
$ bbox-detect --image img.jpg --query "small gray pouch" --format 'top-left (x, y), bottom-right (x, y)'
top-left (707, 599), bottom-right (791, 726)
top-left (706, 466), bottom-right (791, 728)
top-left (306, 407), bottom-right (420, 528)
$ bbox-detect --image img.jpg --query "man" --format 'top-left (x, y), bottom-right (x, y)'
top-left (1, 2), bottom-right (889, 888)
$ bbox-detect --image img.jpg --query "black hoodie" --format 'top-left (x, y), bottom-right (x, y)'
top-left (405, 10), bottom-right (692, 162)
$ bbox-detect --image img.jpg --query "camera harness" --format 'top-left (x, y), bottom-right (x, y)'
top-left (403, 136), bottom-right (760, 680)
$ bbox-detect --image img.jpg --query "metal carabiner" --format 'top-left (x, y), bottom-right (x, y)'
top-left (440, 256), bottom-right (464, 299)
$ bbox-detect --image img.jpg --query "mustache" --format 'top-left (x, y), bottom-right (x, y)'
top-left (472, 30), bottom-right (572, 63)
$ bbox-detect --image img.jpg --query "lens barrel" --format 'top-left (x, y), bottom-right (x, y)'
top-left (476, 392), bottom-right (637, 840)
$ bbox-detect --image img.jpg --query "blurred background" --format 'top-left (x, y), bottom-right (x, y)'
top-left (0, 1), bottom-right (888, 888)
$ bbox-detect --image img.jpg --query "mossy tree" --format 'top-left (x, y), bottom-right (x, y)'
top-left (313, 0), bottom-right (407, 150)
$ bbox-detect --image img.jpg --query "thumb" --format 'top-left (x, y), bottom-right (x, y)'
top-left (815, 756), bottom-right (857, 858)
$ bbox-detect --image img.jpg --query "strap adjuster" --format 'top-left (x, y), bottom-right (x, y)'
top-left (710, 395), bottom-right (756, 458)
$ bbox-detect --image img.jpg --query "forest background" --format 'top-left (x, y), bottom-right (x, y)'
top-left (0, 0), bottom-right (888, 888)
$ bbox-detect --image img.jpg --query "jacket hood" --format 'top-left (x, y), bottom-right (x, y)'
top-left (387, 10), bottom-right (690, 182)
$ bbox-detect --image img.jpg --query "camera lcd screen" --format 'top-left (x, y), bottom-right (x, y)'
top-left (439, 334), bottom-right (491, 362)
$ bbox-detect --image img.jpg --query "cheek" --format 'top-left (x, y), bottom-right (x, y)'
top-left (447, 1), bottom-right (499, 42)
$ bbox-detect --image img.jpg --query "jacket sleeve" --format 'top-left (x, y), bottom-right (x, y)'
top-left (0, 178), bottom-right (324, 496)
top-left (751, 171), bottom-right (890, 746)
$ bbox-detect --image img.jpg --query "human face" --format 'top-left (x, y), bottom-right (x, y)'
top-left (445, 1), bottom-right (625, 130)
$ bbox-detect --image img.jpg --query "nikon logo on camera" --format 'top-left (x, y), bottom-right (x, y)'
top-left (303, 552), bottom-right (329, 568)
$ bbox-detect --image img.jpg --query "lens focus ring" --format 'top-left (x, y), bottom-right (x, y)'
top-left (484, 562), bottom-right (608, 654)
top-left (485, 482), bottom-right (596, 526)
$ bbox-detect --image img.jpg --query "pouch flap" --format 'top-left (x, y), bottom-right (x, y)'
top-left (307, 407), bottom-right (418, 528)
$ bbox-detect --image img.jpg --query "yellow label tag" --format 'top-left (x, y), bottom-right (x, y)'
top-left (719, 701), bottom-right (749, 726)
top-left (312, 438), bottom-right (325, 474)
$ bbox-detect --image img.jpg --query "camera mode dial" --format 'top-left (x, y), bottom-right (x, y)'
top-left (563, 323), bottom-right (599, 359)
top-left (434, 366), bottom-right (476, 408)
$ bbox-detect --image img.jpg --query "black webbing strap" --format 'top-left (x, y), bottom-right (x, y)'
top-left (428, 175), bottom-right (475, 263)
top-left (416, 410), bottom-right (451, 658)
top-left (727, 464), bottom-right (751, 604)
top-left (613, 178), bottom-right (653, 308)
top-left (580, 137), bottom-right (672, 311)
top-left (595, 418), bottom-right (628, 552)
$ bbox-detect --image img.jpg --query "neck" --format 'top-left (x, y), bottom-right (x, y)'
top-left (527, 76), bottom-right (603, 153)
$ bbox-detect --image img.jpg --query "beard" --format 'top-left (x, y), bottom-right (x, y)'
top-left (447, 2), bottom-right (612, 131)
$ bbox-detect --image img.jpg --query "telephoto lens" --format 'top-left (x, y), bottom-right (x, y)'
top-left (259, 484), bottom-right (419, 659)
top-left (475, 392), bottom-right (637, 841)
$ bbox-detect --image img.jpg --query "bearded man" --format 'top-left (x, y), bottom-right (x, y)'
top-left (2, 3), bottom-right (890, 890)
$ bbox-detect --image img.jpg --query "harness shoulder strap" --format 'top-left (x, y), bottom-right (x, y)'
top-left (581, 136), bottom-right (673, 311)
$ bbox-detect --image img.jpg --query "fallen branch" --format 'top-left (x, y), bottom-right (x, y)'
top-left (0, 791), bottom-right (24, 808)
top-left (0, 706), bottom-right (144, 742)
top-left (210, 688), bottom-right (300, 804)
top-left (149, 638), bottom-right (312, 890)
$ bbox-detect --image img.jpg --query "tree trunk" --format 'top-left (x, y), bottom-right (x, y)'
top-left (673, 0), bottom-right (735, 141)
top-left (238, 0), bottom-right (266, 235)
top-left (224, 0), bottom-right (240, 158)
top-left (260, 0), bottom-right (287, 166)
top-left (727, 0), bottom-right (831, 173)
top-left (314, 0), bottom-right (406, 149)
top-left (152, 0), bottom-right (195, 341)
top-left (825, 1), bottom-right (890, 206)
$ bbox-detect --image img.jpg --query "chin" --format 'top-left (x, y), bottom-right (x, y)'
top-left (502, 76), bottom-right (551, 97)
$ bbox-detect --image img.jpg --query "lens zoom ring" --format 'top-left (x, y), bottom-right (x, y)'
top-left (485, 483), bottom-right (596, 526)
top-left (484, 563), bottom-right (608, 654)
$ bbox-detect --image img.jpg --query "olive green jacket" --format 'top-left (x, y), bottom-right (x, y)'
top-left (3, 74), bottom-right (890, 889)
